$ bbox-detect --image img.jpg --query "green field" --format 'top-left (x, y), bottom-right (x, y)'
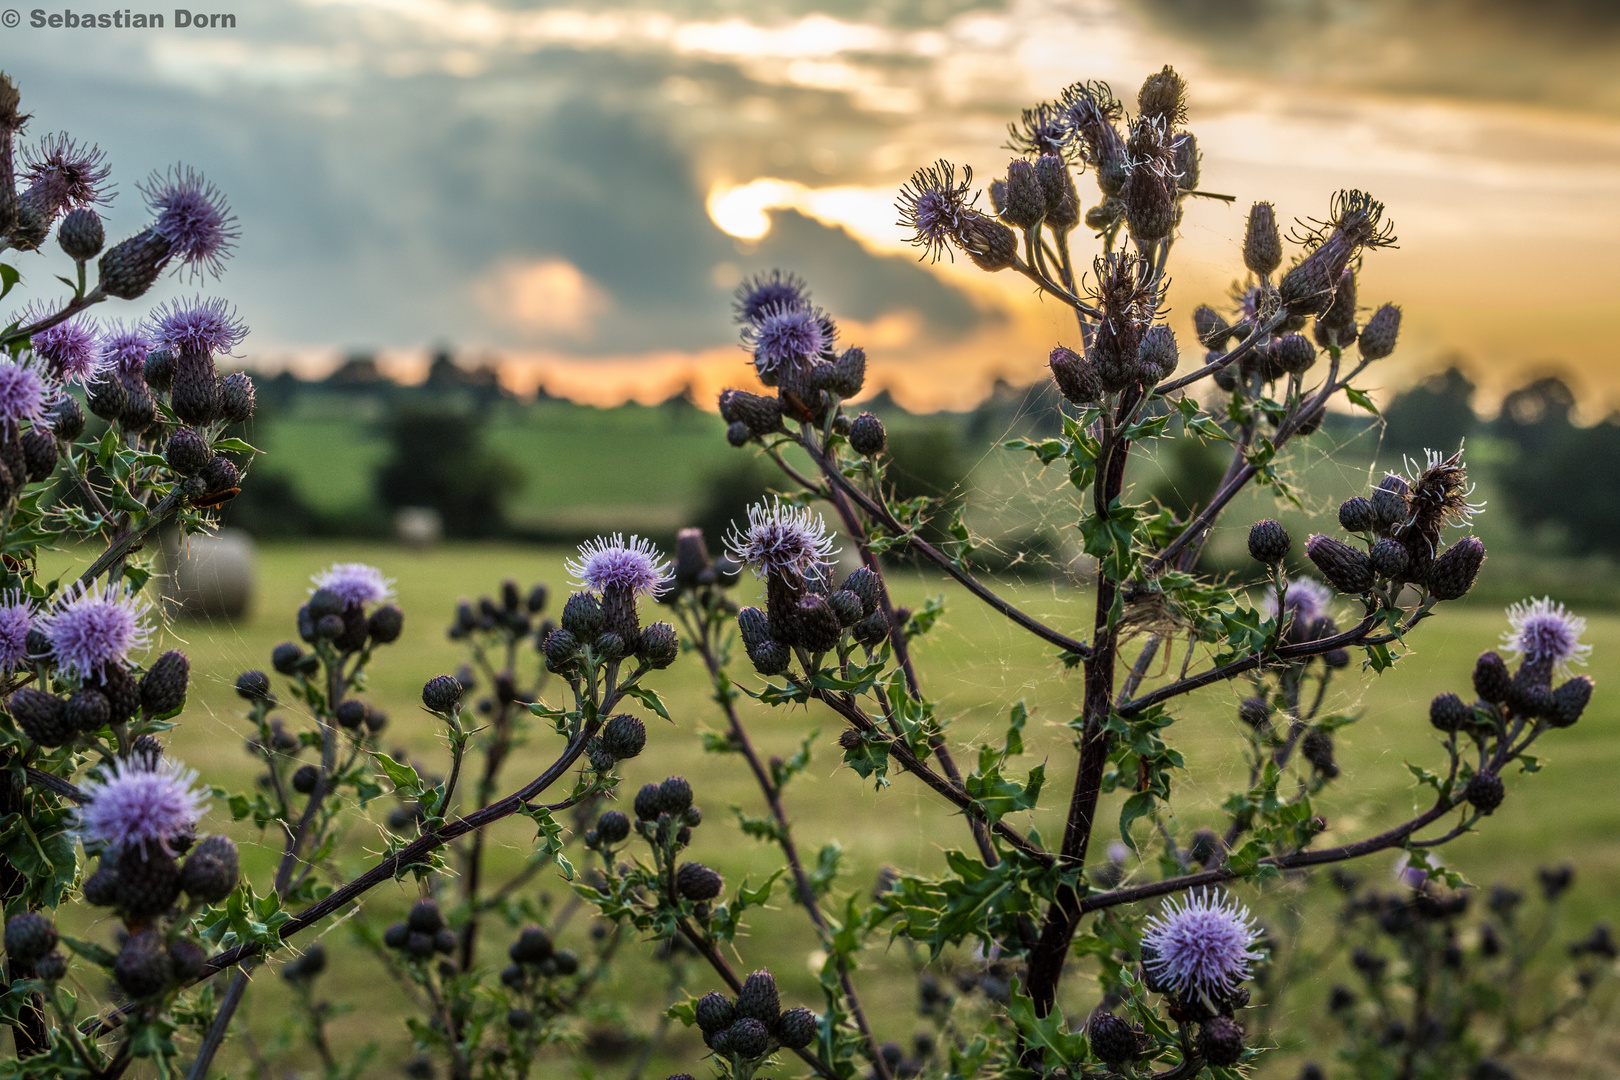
top-left (51, 539), bottom-right (1620, 1078)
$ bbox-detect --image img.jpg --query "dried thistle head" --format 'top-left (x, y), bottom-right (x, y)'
top-left (1005, 101), bottom-right (1071, 160)
top-left (1397, 448), bottom-right (1483, 555)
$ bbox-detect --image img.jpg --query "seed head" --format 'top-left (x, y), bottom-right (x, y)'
top-left (1005, 101), bottom-right (1071, 159)
top-left (140, 165), bottom-right (238, 281)
top-left (310, 562), bottom-right (394, 608)
top-left (1502, 597), bottom-right (1589, 675)
top-left (1140, 889), bottom-right (1263, 1008)
top-left (77, 756), bottom-right (207, 856)
top-left (38, 580), bottom-right (152, 681)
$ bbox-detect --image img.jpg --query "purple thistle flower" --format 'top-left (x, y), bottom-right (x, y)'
top-left (21, 133), bottom-right (114, 211)
top-left (726, 499), bottom-right (839, 583)
top-left (0, 591), bottom-right (36, 670)
top-left (897, 160), bottom-right (975, 262)
top-left (37, 581), bottom-right (153, 681)
top-left (140, 165), bottom-right (239, 281)
top-left (100, 321), bottom-right (155, 380)
top-left (310, 562), bottom-right (394, 607)
top-left (1502, 597), bottom-right (1590, 674)
top-left (1140, 888), bottom-right (1264, 1007)
top-left (0, 359), bottom-right (54, 425)
top-left (741, 303), bottom-right (829, 375)
top-left (1263, 576), bottom-right (1333, 629)
top-left (148, 296), bottom-right (248, 357)
top-left (31, 316), bottom-right (106, 386)
top-left (567, 535), bottom-right (671, 598)
top-left (734, 270), bottom-right (810, 325)
top-left (76, 756), bottom-right (207, 856)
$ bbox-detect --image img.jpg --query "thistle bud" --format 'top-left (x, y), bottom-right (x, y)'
top-left (695, 991), bottom-right (736, 1035)
top-left (114, 929), bottom-right (174, 998)
top-left (1370, 478), bottom-right (1408, 531)
top-left (1427, 537), bottom-right (1484, 601)
top-left (369, 604), bottom-right (405, 644)
top-left (1546, 676), bottom-right (1593, 729)
top-left (139, 649), bottom-right (190, 716)
top-left (1035, 154), bottom-right (1080, 231)
top-left (1243, 202), bottom-right (1282, 277)
top-left (422, 674), bottom-right (462, 713)
top-left (58, 207), bottom-right (104, 261)
top-left (219, 371), bottom-right (256, 424)
top-left (736, 969), bottom-right (781, 1026)
top-left (1368, 537), bottom-right (1410, 578)
top-left (171, 350), bottom-right (220, 426)
top-left (144, 349), bottom-right (176, 392)
top-left (659, 775), bottom-right (694, 815)
top-left (1473, 651), bottom-right (1511, 704)
top-left (1247, 519), bottom-right (1290, 565)
top-left (825, 348), bottom-right (865, 399)
top-left (1338, 496), bottom-right (1377, 533)
top-left (1172, 131), bottom-right (1200, 191)
top-left (14, 687), bottom-right (73, 748)
top-left (118, 377), bottom-right (156, 432)
top-left (727, 1017), bottom-right (771, 1059)
top-left (1137, 324), bottom-right (1179, 382)
top-left (97, 227), bottom-right (173, 300)
top-left (87, 374), bottom-right (128, 422)
top-left (20, 429), bottom-right (58, 482)
top-left (851, 610), bottom-right (890, 648)
top-left (1319, 268), bottom-right (1357, 331)
top-left (726, 421), bottom-right (751, 447)
top-left (987, 178), bottom-right (1007, 216)
top-left (1359, 303), bottom-right (1402, 361)
top-left (1193, 305), bottom-right (1231, 350)
top-left (561, 592), bottom-right (605, 639)
top-left (777, 1006), bottom-right (819, 1050)
top-left (637, 622), bottom-right (679, 668)
top-left (601, 713), bottom-right (646, 760)
top-left (1273, 333), bottom-right (1317, 375)
top-left (542, 627), bottom-right (579, 673)
top-left (718, 389), bottom-right (782, 437)
top-left (200, 455), bottom-right (239, 495)
top-left (839, 567), bottom-right (882, 617)
top-left (117, 848), bottom-right (182, 916)
top-left (676, 861), bottom-right (723, 901)
top-left (1306, 534), bottom-right (1375, 594)
top-left (180, 835), bottom-right (240, 904)
top-left (958, 211), bottom-right (1018, 272)
top-left (596, 809), bottom-right (630, 844)
top-left (1122, 166), bottom-right (1175, 242)
top-left (1001, 159), bottom-right (1046, 228)
top-left (1088, 1010), bottom-right (1140, 1066)
top-left (673, 528), bottom-right (712, 588)
top-left (1301, 729), bottom-right (1339, 778)
top-left (1137, 64), bottom-right (1187, 126)
top-left (334, 699), bottom-right (367, 731)
top-left (4, 912), bottom-right (58, 963)
top-left (1428, 692), bottom-right (1470, 733)
top-left (47, 396), bottom-right (85, 441)
top-left (1238, 696), bottom-right (1271, 730)
top-left (1049, 345), bottom-right (1101, 405)
top-left (633, 783), bottom-right (663, 821)
top-left (1199, 1017), bottom-right (1246, 1068)
top-left (828, 590), bottom-right (864, 627)
top-left (748, 637), bottom-right (791, 675)
top-left (786, 594), bottom-right (843, 653)
top-left (1465, 769), bottom-right (1505, 814)
top-left (849, 412), bottom-right (886, 457)
top-left (1085, 199), bottom-right (1121, 231)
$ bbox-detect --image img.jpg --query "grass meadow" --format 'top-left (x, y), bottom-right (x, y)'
top-left (47, 538), bottom-right (1620, 1078)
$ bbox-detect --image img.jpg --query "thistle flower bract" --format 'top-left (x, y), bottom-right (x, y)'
top-left (76, 756), bottom-right (207, 855)
top-left (310, 562), bottom-right (395, 608)
top-left (0, 591), bottom-right (35, 670)
top-left (1140, 888), bottom-right (1264, 1007)
top-left (22, 133), bottom-right (114, 212)
top-left (38, 581), bottom-right (152, 680)
top-left (566, 535), bottom-right (671, 599)
top-left (0, 359), bottom-right (52, 425)
top-left (100, 322), bottom-right (154, 380)
top-left (725, 499), bottom-right (838, 583)
top-left (733, 270), bottom-right (809, 325)
top-left (897, 160), bottom-right (975, 263)
top-left (140, 165), bottom-right (238, 281)
top-left (148, 296), bottom-right (247, 357)
top-left (1501, 597), bottom-right (1590, 675)
top-left (32, 316), bottom-right (105, 385)
top-left (742, 303), bottom-right (828, 375)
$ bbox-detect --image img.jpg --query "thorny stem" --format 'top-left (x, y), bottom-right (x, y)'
top-left (683, 606), bottom-right (891, 1080)
top-left (78, 487), bottom-right (185, 585)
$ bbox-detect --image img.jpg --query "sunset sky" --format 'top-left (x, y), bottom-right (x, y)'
top-left (6, 0), bottom-right (1620, 414)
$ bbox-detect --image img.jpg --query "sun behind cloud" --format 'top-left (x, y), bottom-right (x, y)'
top-left (477, 257), bottom-right (611, 340)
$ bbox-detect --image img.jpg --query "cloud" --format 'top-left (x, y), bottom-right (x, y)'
top-left (477, 257), bottom-right (611, 340)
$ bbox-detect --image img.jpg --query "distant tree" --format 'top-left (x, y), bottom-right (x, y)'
top-left (1380, 366), bottom-right (1477, 457)
top-left (1492, 375), bottom-right (1620, 555)
top-left (374, 404), bottom-right (522, 538)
